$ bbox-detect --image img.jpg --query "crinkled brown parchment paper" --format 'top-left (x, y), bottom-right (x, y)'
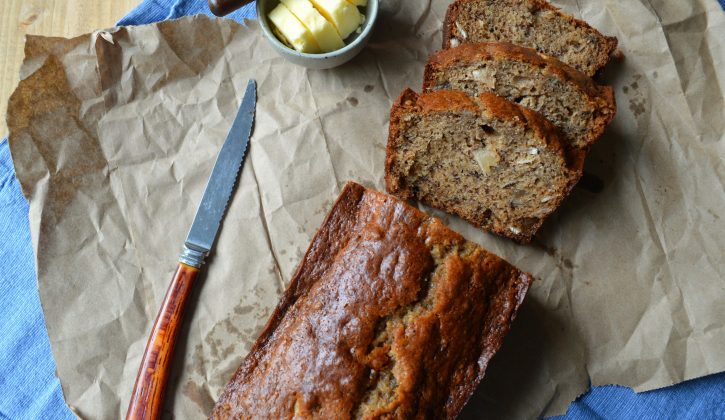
top-left (6, 0), bottom-right (725, 418)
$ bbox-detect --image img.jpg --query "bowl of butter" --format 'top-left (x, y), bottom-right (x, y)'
top-left (257, 0), bottom-right (378, 69)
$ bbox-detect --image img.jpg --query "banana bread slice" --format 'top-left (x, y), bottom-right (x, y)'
top-left (443, 0), bottom-right (618, 76)
top-left (423, 42), bottom-right (616, 150)
top-left (210, 182), bottom-right (533, 419)
top-left (385, 89), bottom-right (581, 243)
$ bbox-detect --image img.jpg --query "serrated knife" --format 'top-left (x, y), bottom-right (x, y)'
top-left (126, 79), bottom-right (257, 420)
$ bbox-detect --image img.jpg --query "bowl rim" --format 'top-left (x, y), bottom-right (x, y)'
top-left (257, 0), bottom-right (379, 59)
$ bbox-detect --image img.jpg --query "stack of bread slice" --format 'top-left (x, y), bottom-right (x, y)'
top-left (385, 0), bottom-right (617, 243)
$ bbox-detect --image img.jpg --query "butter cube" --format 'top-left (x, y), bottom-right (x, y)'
top-left (268, 3), bottom-right (321, 53)
top-left (308, 0), bottom-right (363, 40)
top-left (281, 0), bottom-right (344, 53)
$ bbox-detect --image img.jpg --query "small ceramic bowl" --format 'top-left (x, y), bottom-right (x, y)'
top-left (257, 0), bottom-right (379, 69)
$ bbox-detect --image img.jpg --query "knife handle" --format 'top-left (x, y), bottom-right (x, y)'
top-left (208, 0), bottom-right (253, 16)
top-left (126, 263), bottom-right (200, 420)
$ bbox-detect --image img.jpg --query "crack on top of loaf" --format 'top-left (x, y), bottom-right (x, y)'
top-left (352, 241), bottom-right (472, 418)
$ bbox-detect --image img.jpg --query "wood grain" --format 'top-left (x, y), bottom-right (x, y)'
top-left (126, 263), bottom-right (200, 420)
top-left (0, 0), bottom-right (137, 137)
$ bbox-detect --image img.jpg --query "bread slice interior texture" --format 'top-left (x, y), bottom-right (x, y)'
top-left (443, 0), bottom-right (618, 76)
top-left (386, 89), bottom-right (578, 243)
top-left (424, 42), bottom-right (616, 150)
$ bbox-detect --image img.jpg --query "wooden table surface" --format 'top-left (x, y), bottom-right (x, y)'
top-left (0, 0), bottom-right (138, 137)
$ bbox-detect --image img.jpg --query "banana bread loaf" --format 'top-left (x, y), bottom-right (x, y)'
top-left (423, 42), bottom-right (616, 150)
top-left (385, 89), bottom-right (582, 243)
top-left (210, 181), bottom-right (533, 419)
top-left (442, 0), bottom-right (618, 76)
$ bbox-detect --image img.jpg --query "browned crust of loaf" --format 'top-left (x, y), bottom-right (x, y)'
top-left (385, 89), bottom-right (581, 243)
top-left (210, 181), bottom-right (534, 418)
top-left (443, 0), bottom-right (618, 76)
top-left (416, 88), bottom-right (480, 115)
top-left (423, 42), bottom-right (617, 150)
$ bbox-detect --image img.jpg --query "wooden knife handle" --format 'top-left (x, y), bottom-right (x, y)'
top-left (208, 0), bottom-right (254, 16)
top-left (126, 263), bottom-right (200, 420)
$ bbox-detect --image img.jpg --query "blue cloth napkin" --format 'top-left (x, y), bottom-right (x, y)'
top-left (1, 1), bottom-right (724, 419)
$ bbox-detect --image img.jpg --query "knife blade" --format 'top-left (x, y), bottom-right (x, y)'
top-left (182, 79), bottom-right (257, 267)
top-left (126, 79), bottom-right (257, 420)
